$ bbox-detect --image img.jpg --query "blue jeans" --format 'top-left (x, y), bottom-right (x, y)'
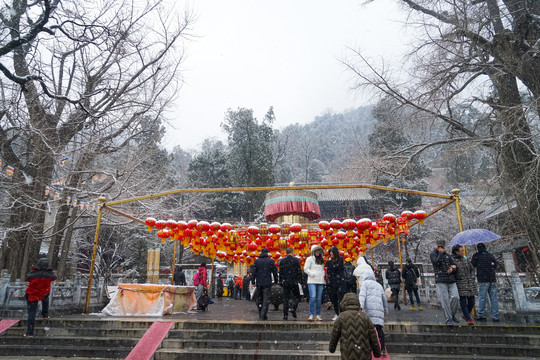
top-left (478, 282), bottom-right (499, 320)
top-left (407, 288), bottom-right (421, 306)
top-left (459, 296), bottom-right (475, 320)
top-left (26, 293), bottom-right (50, 335)
top-left (308, 283), bottom-right (324, 316)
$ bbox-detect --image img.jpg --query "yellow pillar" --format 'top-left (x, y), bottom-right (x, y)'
top-left (396, 234), bottom-right (407, 305)
top-left (85, 196), bottom-right (106, 314)
top-left (171, 239), bottom-right (178, 285)
top-left (147, 249), bottom-right (155, 283)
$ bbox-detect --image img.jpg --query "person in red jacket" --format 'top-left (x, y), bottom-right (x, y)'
top-left (25, 257), bottom-right (56, 337)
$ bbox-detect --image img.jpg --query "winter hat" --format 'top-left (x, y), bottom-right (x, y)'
top-left (261, 248), bottom-right (269, 253)
top-left (36, 257), bottom-right (50, 271)
top-left (436, 240), bottom-right (446, 247)
top-left (310, 245), bottom-right (323, 254)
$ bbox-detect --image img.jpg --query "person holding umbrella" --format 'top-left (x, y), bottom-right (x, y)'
top-left (451, 245), bottom-right (477, 325)
top-left (471, 243), bottom-right (499, 322)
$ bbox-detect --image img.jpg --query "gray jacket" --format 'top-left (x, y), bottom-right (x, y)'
top-left (452, 254), bottom-right (478, 297)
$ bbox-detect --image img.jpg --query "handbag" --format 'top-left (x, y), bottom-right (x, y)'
top-left (416, 277), bottom-right (422, 286)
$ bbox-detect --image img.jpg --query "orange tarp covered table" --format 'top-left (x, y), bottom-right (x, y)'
top-left (102, 284), bottom-right (196, 316)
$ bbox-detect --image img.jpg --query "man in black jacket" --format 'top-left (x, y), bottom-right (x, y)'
top-left (430, 240), bottom-right (459, 325)
top-left (252, 248), bottom-right (278, 320)
top-left (471, 243), bottom-right (499, 321)
top-left (279, 247), bottom-right (302, 320)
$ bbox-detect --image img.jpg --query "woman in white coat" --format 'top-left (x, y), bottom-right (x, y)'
top-left (303, 245), bottom-right (326, 321)
top-left (353, 256), bottom-right (373, 293)
top-left (359, 270), bottom-right (389, 355)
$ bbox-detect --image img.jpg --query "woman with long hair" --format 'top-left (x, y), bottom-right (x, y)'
top-left (304, 245), bottom-right (326, 321)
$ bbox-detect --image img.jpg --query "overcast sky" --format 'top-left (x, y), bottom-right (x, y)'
top-left (163, 0), bottom-right (410, 151)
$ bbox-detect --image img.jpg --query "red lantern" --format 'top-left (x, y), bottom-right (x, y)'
top-left (196, 221), bottom-right (210, 237)
top-left (401, 210), bottom-right (414, 222)
top-left (220, 222), bottom-right (232, 232)
top-left (280, 223), bottom-right (291, 238)
top-left (259, 223), bottom-right (269, 236)
top-left (187, 220), bottom-right (198, 229)
top-left (154, 220), bottom-right (166, 230)
top-left (145, 217), bottom-right (156, 232)
top-left (210, 222), bottom-right (221, 232)
top-left (413, 210), bottom-right (427, 225)
top-left (330, 219), bottom-right (342, 231)
top-left (290, 223), bottom-right (302, 234)
top-left (342, 219), bottom-right (356, 238)
top-left (383, 213), bottom-right (396, 224)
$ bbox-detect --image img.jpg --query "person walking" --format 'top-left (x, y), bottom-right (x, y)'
top-left (430, 240), bottom-right (459, 325)
top-left (278, 247), bottom-right (302, 320)
top-left (343, 257), bottom-right (357, 294)
top-left (385, 261), bottom-right (402, 310)
top-left (471, 242), bottom-right (499, 322)
top-left (359, 270), bottom-right (389, 356)
top-left (194, 262), bottom-right (208, 310)
top-left (329, 292), bottom-right (381, 360)
top-left (173, 265), bottom-right (186, 286)
top-left (451, 245), bottom-right (477, 325)
top-left (25, 257), bottom-right (56, 337)
top-left (326, 246), bottom-right (346, 321)
top-left (303, 244), bottom-right (326, 321)
top-left (353, 256), bottom-right (373, 293)
top-left (252, 248), bottom-right (278, 320)
top-left (227, 276), bottom-right (234, 298)
top-left (216, 274), bottom-right (224, 300)
top-left (234, 276), bottom-right (243, 300)
top-left (402, 258), bottom-right (423, 311)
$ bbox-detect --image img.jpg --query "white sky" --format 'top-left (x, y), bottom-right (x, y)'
top-left (163, 0), bottom-right (410, 151)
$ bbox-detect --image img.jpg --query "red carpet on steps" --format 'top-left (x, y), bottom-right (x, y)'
top-left (125, 321), bottom-right (174, 360)
top-left (0, 319), bottom-right (19, 334)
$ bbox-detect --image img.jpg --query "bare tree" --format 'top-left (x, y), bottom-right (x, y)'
top-left (0, 0), bottom-right (193, 279)
top-left (344, 0), bottom-right (540, 267)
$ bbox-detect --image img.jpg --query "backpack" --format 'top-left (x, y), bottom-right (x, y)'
top-left (344, 263), bottom-right (355, 284)
top-left (198, 288), bottom-right (209, 311)
top-left (193, 272), bottom-right (200, 286)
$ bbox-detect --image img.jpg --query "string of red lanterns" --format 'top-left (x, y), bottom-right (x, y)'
top-left (144, 210), bottom-right (427, 267)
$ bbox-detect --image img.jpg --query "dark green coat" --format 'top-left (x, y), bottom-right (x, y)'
top-left (452, 254), bottom-right (478, 297)
top-left (329, 293), bottom-right (381, 360)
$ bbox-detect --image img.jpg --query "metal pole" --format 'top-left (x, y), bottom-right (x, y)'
top-left (171, 239), bottom-right (178, 285)
top-left (396, 234), bottom-right (407, 305)
top-left (105, 184), bottom-right (453, 207)
top-left (85, 197), bottom-right (105, 314)
top-left (209, 258), bottom-right (215, 296)
top-left (370, 246), bottom-right (374, 267)
top-left (452, 189), bottom-right (466, 254)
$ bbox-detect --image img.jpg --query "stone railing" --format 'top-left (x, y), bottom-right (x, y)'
top-left (0, 272), bottom-right (107, 314)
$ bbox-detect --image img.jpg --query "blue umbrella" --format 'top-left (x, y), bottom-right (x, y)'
top-left (449, 229), bottom-right (501, 246)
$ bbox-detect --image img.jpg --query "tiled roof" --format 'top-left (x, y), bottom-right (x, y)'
top-left (311, 188), bottom-right (372, 201)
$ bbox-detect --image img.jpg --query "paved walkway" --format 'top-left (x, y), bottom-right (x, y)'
top-left (88, 296), bottom-right (515, 326)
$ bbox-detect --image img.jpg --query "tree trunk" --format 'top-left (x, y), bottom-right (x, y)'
top-left (48, 204), bottom-right (71, 268)
top-left (57, 207), bottom-right (78, 280)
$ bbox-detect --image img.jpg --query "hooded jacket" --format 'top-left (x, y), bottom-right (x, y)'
top-left (452, 254), bottom-right (478, 297)
top-left (402, 262), bottom-right (420, 291)
top-left (252, 250), bottom-right (278, 287)
top-left (325, 246), bottom-right (346, 292)
top-left (303, 245), bottom-right (325, 284)
top-left (329, 292), bottom-right (381, 360)
top-left (25, 258), bottom-right (57, 302)
top-left (196, 266), bottom-right (208, 287)
top-left (359, 270), bottom-right (388, 326)
top-left (353, 256), bottom-right (373, 291)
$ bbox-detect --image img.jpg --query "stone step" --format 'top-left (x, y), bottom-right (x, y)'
top-left (0, 335), bottom-right (140, 348)
top-left (167, 328), bottom-right (330, 341)
top-left (0, 357), bottom-right (121, 360)
top-left (0, 344), bottom-right (131, 358)
top-left (4, 326), bottom-right (149, 338)
top-left (387, 341), bottom-right (539, 358)
top-left (162, 338), bottom-right (329, 351)
top-left (154, 348), bottom-right (340, 360)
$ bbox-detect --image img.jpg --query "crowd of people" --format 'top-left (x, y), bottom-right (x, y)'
top-left (23, 236), bottom-right (500, 359)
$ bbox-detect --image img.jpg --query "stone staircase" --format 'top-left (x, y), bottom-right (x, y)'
top-left (0, 318), bottom-right (539, 359)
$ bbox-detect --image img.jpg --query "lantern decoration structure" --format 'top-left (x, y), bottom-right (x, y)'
top-left (145, 217), bottom-right (156, 232)
top-left (264, 190), bottom-right (321, 223)
top-left (414, 210), bottom-right (427, 225)
top-left (396, 216), bottom-right (410, 236)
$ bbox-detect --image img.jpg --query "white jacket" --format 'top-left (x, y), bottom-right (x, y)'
top-left (304, 245), bottom-right (326, 284)
top-left (359, 270), bottom-right (388, 326)
top-left (353, 256), bottom-right (373, 291)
